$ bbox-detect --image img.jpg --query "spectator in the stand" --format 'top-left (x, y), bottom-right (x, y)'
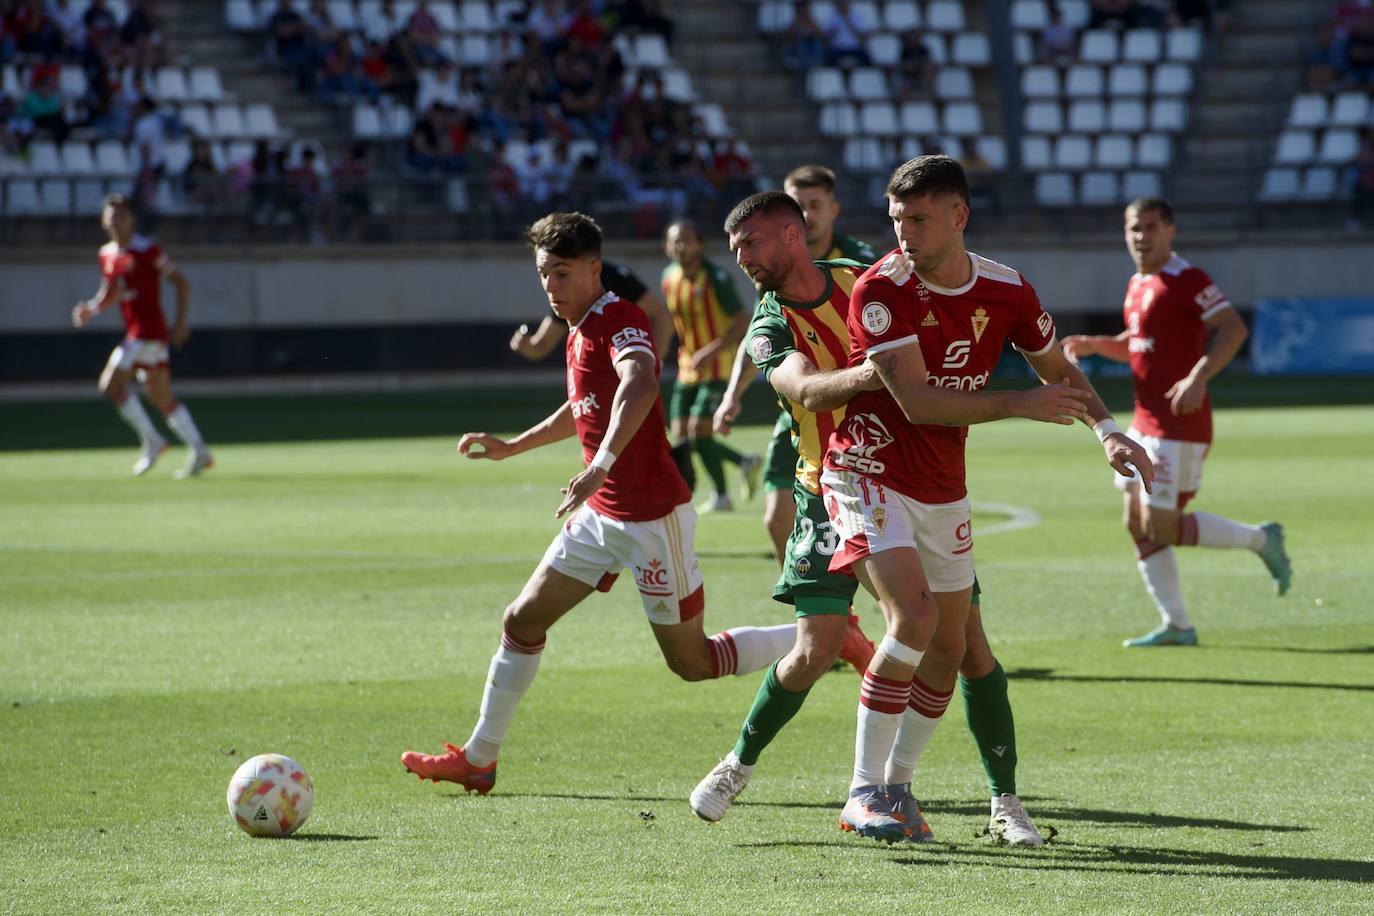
top-left (407, 0), bottom-right (446, 67)
top-left (49, 0), bottom-right (85, 54)
top-left (821, 0), bottom-right (873, 67)
top-left (81, 0), bottom-right (120, 63)
top-left (19, 67), bottom-right (67, 142)
top-left (554, 35), bottom-right (609, 140)
top-left (1345, 9), bottom-right (1374, 84)
top-left (545, 137), bottom-right (576, 207)
top-left (892, 28), bottom-right (935, 98)
top-left (13, 0), bottom-right (61, 57)
top-left (564, 0), bottom-right (605, 49)
top-left (710, 137), bottom-right (753, 199)
top-left (417, 58), bottom-right (460, 111)
top-left (286, 147), bottom-right (326, 242)
top-left (320, 35), bottom-right (378, 103)
top-left (408, 102), bottom-right (464, 174)
top-left (1040, 4), bottom-right (1078, 64)
top-left (268, 0), bottom-right (311, 91)
top-left (245, 139), bottom-right (279, 227)
top-left (130, 94), bottom-right (164, 225)
top-left (486, 138), bottom-right (520, 212)
top-left (785, 0), bottom-right (824, 71)
top-left (1306, 23), bottom-right (1344, 91)
top-left (182, 136), bottom-right (225, 211)
top-left (381, 27), bottom-right (421, 106)
top-left (1350, 126), bottom-right (1374, 229)
top-left (1088, 0), bottom-right (1147, 29)
top-left (120, 0), bottom-right (165, 69)
top-left (0, 92), bottom-right (20, 153)
top-left (610, 0), bottom-right (674, 46)
top-left (1170, 0), bottom-right (1229, 33)
top-left (331, 141), bottom-right (370, 237)
top-left (527, 0), bottom-right (568, 55)
top-left (453, 66), bottom-right (485, 120)
top-left (957, 136), bottom-right (1000, 213)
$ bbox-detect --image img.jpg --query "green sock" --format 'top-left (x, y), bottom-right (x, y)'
top-left (960, 661), bottom-right (1017, 797)
top-left (715, 438), bottom-right (744, 465)
top-left (693, 437), bottom-right (729, 495)
top-left (732, 660), bottom-right (811, 766)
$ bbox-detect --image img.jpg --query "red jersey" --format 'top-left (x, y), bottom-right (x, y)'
top-left (98, 235), bottom-right (174, 341)
top-left (567, 291), bottom-right (691, 522)
top-left (825, 250), bottom-right (1057, 504)
top-left (1124, 253), bottom-right (1231, 444)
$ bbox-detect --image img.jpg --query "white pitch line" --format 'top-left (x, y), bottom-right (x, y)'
top-left (973, 501), bottom-right (1042, 537)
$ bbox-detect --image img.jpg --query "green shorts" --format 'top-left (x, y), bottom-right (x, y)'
top-left (772, 485), bottom-right (859, 617)
top-left (763, 412), bottom-right (798, 493)
top-left (670, 380), bottom-right (728, 420)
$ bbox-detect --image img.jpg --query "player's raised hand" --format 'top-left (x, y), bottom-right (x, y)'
top-left (713, 393), bottom-right (742, 435)
top-left (1060, 335), bottom-right (1094, 365)
top-left (1103, 431), bottom-right (1154, 494)
top-left (458, 432), bottom-right (513, 460)
top-left (71, 301), bottom-right (94, 327)
top-left (1165, 374), bottom-right (1207, 416)
top-left (509, 324), bottom-right (537, 358)
top-left (555, 466), bottom-right (607, 518)
top-left (1013, 379), bottom-right (1092, 425)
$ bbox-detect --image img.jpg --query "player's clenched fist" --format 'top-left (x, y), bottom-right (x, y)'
top-left (458, 433), bottom-right (513, 460)
top-left (1011, 379), bottom-right (1091, 425)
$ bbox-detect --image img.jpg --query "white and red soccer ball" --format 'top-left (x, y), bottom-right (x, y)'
top-left (227, 753), bottom-right (313, 837)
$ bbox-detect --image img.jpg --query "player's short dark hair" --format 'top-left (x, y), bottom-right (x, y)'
top-left (101, 193), bottom-right (132, 213)
top-left (885, 154), bottom-right (970, 204)
top-left (1125, 196), bottom-right (1174, 224)
top-left (525, 211), bottom-right (602, 258)
top-left (723, 191), bottom-right (806, 235)
top-left (783, 164), bottom-right (837, 193)
top-left (665, 218), bottom-right (701, 242)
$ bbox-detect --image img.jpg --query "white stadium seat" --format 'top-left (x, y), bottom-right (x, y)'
top-left (1014, 32), bottom-right (1033, 65)
top-left (925, 1), bottom-right (965, 32)
top-left (1137, 133), bottom-right (1173, 168)
top-left (695, 103), bottom-right (729, 138)
top-left (757, 1), bottom-right (793, 33)
top-left (327, 1), bottom-right (359, 30)
top-left (1079, 30), bottom-right (1119, 64)
top-left (157, 67), bottom-right (189, 103)
top-left (844, 137), bottom-right (887, 171)
top-left (942, 101), bottom-right (983, 136)
top-left (1108, 98), bottom-right (1147, 132)
top-left (1022, 66), bottom-right (1060, 99)
top-left (860, 101), bottom-right (900, 137)
top-left (1166, 27), bottom-right (1203, 62)
top-left (385, 106), bottom-right (413, 138)
top-left (807, 68), bottom-right (846, 101)
top-left (1274, 130), bottom-right (1316, 165)
top-left (660, 68), bottom-right (694, 102)
top-left (900, 100), bottom-right (939, 134)
top-left (59, 65), bottom-right (87, 99)
top-left (820, 102), bottom-right (858, 136)
top-left (212, 104), bottom-right (246, 138)
top-left (1300, 166), bottom-right (1339, 199)
top-left (1068, 99), bottom-right (1106, 133)
top-left (1122, 29), bottom-right (1162, 63)
top-left (7, 178), bottom-right (41, 213)
top-left (60, 142), bottom-right (96, 175)
top-left (1022, 135), bottom-right (1053, 170)
top-left (28, 141), bottom-right (60, 174)
top-left (162, 139), bottom-right (192, 174)
top-left (189, 67), bottom-right (226, 102)
top-left (1152, 63), bottom-right (1193, 97)
top-left (632, 34), bottom-right (670, 69)
top-left (1331, 91), bottom-right (1371, 127)
top-left (226, 0), bottom-right (258, 30)
top-left (73, 178), bottom-right (107, 214)
top-left (1035, 172), bottom-right (1075, 206)
top-left (38, 179), bottom-right (72, 214)
top-left (1011, 0), bottom-right (1049, 31)
top-left (978, 135), bottom-right (1008, 170)
top-left (353, 103), bottom-right (382, 138)
top-left (1122, 170), bottom-right (1162, 200)
top-left (1150, 98), bottom-right (1187, 132)
top-left (1060, 0), bottom-right (1091, 28)
top-left (883, 0), bottom-right (921, 31)
top-left (1288, 93), bottom-right (1329, 129)
top-left (951, 33), bottom-right (991, 66)
top-left (1095, 134), bottom-right (1134, 169)
top-left (1079, 171), bottom-right (1120, 205)
top-left (245, 104), bottom-right (280, 138)
top-left (461, 1), bottom-right (494, 32)
top-left (1318, 128), bottom-right (1359, 163)
top-left (1053, 135), bottom-right (1092, 170)
top-left (923, 34), bottom-right (948, 65)
top-left (1258, 167), bottom-right (1300, 201)
top-left (1108, 64), bottom-right (1148, 97)
top-left (849, 68), bottom-right (889, 101)
top-left (866, 33), bottom-right (901, 67)
top-left (95, 140), bottom-right (132, 175)
top-left (1065, 65), bottom-right (1104, 98)
top-left (1025, 100), bottom-right (1063, 133)
top-left (179, 104), bottom-right (212, 139)
top-left (935, 67), bottom-right (974, 99)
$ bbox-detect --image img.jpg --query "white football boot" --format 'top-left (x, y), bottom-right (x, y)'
top-left (690, 753), bottom-right (752, 822)
top-left (988, 793), bottom-right (1046, 846)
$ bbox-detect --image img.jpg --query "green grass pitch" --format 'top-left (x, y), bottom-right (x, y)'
top-left (2, 386), bottom-right (1372, 913)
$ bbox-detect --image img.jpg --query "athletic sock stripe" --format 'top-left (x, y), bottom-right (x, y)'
top-left (501, 630), bottom-right (545, 655)
top-left (708, 632), bottom-right (737, 678)
top-left (1134, 538), bottom-right (1166, 561)
top-left (1179, 514), bottom-right (1199, 547)
top-left (860, 671), bottom-right (911, 713)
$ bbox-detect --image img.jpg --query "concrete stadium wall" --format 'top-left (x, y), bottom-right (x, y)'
top-left (3, 236), bottom-right (1371, 334)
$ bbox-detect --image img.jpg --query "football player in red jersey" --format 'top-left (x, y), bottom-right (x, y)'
top-left (71, 194), bottom-right (213, 478)
top-left (822, 156), bottom-right (1153, 844)
top-left (400, 213), bottom-right (798, 794)
top-left (1063, 198), bottom-right (1291, 648)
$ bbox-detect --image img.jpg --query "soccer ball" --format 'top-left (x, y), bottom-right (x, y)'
top-left (226, 753), bottom-right (314, 837)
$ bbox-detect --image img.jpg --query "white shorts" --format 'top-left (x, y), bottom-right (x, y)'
top-left (107, 338), bottom-right (170, 378)
top-left (541, 501), bottom-right (705, 626)
top-left (1112, 426), bottom-right (1208, 511)
top-left (820, 468), bottom-right (975, 593)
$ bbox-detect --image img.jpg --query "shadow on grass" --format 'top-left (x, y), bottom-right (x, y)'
top-left (1226, 645), bottom-right (1374, 656)
top-left (1007, 667), bottom-right (1374, 693)
top-left (265, 833), bottom-right (379, 842)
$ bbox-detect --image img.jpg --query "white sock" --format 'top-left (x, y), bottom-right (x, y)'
top-left (884, 708), bottom-right (944, 786)
top-left (1138, 548), bottom-right (1191, 629)
top-left (465, 631), bottom-right (544, 766)
top-left (724, 750), bottom-right (753, 775)
top-left (852, 669), bottom-right (912, 789)
top-left (114, 393), bottom-right (161, 448)
top-left (716, 624), bottom-right (797, 676)
top-left (165, 402), bottom-right (207, 452)
top-left (1189, 512), bottom-right (1266, 551)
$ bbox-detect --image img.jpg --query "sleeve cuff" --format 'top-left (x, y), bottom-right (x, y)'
top-left (1200, 301), bottom-right (1234, 320)
top-left (1013, 338), bottom-right (1056, 357)
top-left (864, 334), bottom-right (920, 357)
top-left (612, 344), bottom-right (656, 363)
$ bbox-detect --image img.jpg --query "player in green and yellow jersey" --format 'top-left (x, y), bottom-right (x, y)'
top-left (661, 219), bottom-right (760, 512)
top-left (690, 191), bottom-right (883, 822)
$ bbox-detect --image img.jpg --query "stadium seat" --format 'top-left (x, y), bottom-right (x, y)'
top-left (213, 103), bottom-right (246, 139)
top-left (327, 1), bottom-right (358, 30)
top-left (882, 0), bottom-right (921, 31)
top-left (1060, 0), bottom-right (1091, 28)
top-left (1011, 0), bottom-right (1050, 32)
top-left (1022, 135), bottom-right (1053, 170)
top-left (923, 34), bottom-right (948, 65)
top-left (385, 105), bottom-right (413, 138)
top-left (1122, 29), bottom-right (1162, 63)
top-left (810, 2), bottom-right (835, 23)
top-left (189, 67), bottom-right (226, 102)
top-left (6, 178), bottom-right (41, 213)
top-left (38, 179), bottom-right (72, 215)
top-left (660, 68), bottom-right (694, 102)
top-left (226, 0), bottom-right (258, 30)
top-left (978, 135), bottom-right (1008, 170)
top-left (1258, 167), bottom-right (1300, 201)
top-left (1053, 135), bottom-right (1092, 170)
top-left (1034, 172), bottom-right (1075, 206)
top-left (758, 1), bottom-right (793, 33)
top-left (1022, 66), bottom-right (1060, 99)
top-left (58, 65), bottom-right (87, 99)
top-left (460, 35), bottom-right (491, 66)
top-left (1068, 99), bottom-right (1106, 133)
top-left (60, 142), bottom-right (96, 175)
top-left (820, 102), bottom-right (858, 136)
top-left (1318, 128), bottom-right (1359, 164)
top-left (899, 100), bottom-right (939, 134)
top-left (28, 141), bottom-right (60, 175)
top-left (1331, 91), bottom-right (1371, 127)
top-left (850, 1), bottom-right (880, 28)
top-left (1274, 129), bottom-right (1316, 165)
top-left (843, 137), bottom-right (887, 172)
top-left (156, 67), bottom-right (190, 103)
top-left (1122, 170), bottom-right (1162, 199)
top-left (2, 65), bottom-right (20, 97)
top-left (632, 34), bottom-right (670, 69)
top-left (462, 1), bottom-right (495, 32)
top-left (1136, 133), bottom-right (1173, 168)
top-left (925, 1), bottom-right (965, 32)
top-left (1025, 100), bottom-right (1063, 133)
top-left (1014, 32), bottom-right (1033, 65)
top-left (860, 101), bottom-right (900, 137)
top-left (1150, 98), bottom-right (1187, 132)
top-left (446, 177), bottom-right (469, 213)
top-left (1079, 171), bottom-right (1120, 205)
top-left (1079, 30), bottom-right (1119, 64)
top-left (1108, 98), bottom-right (1147, 132)
top-left (695, 103), bottom-right (730, 138)
top-left (1288, 93), bottom-right (1328, 129)
top-left (1095, 134), bottom-right (1134, 169)
top-left (807, 67), bottom-right (846, 101)
top-left (1064, 65), bottom-right (1104, 98)
top-left (942, 102), bottom-right (983, 136)
top-left (1166, 27), bottom-right (1203, 62)
top-left (1300, 166), bottom-right (1339, 200)
top-left (1107, 64), bottom-right (1148, 97)
top-left (73, 178), bottom-right (108, 214)
top-left (162, 139), bottom-right (192, 174)
top-left (245, 104), bottom-right (280, 138)
top-left (227, 140), bottom-right (257, 170)
top-left (1152, 63), bottom-right (1193, 97)
top-left (179, 104), bottom-right (212, 139)
top-left (95, 140), bottom-right (132, 176)
top-left (353, 103), bottom-right (382, 138)
top-left (935, 68), bottom-right (974, 99)
top-left (849, 68), bottom-right (889, 101)
top-left (866, 33), bottom-right (901, 67)
top-left (952, 33), bottom-right (991, 66)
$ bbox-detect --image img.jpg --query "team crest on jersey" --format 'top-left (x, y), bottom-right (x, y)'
top-left (861, 302), bottom-right (891, 334)
top-left (921, 310), bottom-right (939, 327)
top-left (971, 307), bottom-right (989, 343)
top-left (795, 556), bottom-right (811, 575)
top-left (574, 332), bottom-right (585, 362)
top-left (750, 335), bottom-right (772, 362)
top-left (872, 506), bottom-right (888, 535)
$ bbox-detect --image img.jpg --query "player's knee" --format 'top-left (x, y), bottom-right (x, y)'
top-left (500, 600), bottom-right (546, 644)
top-left (924, 630), bottom-right (967, 671)
top-left (665, 650), bottom-right (712, 682)
top-left (885, 607), bottom-right (936, 651)
top-left (782, 642), bottom-right (835, 685)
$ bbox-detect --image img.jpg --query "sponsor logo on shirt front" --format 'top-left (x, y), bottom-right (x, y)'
top-left (832, 412), bottom-right (893, 475)
top-left (942, 339), bottom-right (972, 369)
top-left (571, 389), bottom-right (601, 419)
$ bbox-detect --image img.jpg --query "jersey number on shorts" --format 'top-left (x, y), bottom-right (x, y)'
top-left (793, 517), bottom-right (839, 557)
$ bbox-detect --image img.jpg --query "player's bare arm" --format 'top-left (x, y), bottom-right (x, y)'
top-left (871, 339), bottom-right (1090, 426)
top-left (1165, 306), bottom-right (1247, 417)
top-left (1062, 329), bottom-right (1130, 364)
top-left (691, 309), bottom-right (750, 371)
top-left (510, 315), bottom-right (566, 361)
top-left (72, 278), bottom-right (115, 327)
top-left (635, 290), bottom-right (675, 354)
top-left (168, 266), bottom-right (192, 348)
top-left (713, 335), bottom-right (757, 436)
top-left (459, 400), bottom-right (576, 462)
top-left (1023, 343), bottom-right (1155, 492)
top-left (555, 349), bottom-right (658, 518)
top-left (769, 350), bottom-right (883, 413)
